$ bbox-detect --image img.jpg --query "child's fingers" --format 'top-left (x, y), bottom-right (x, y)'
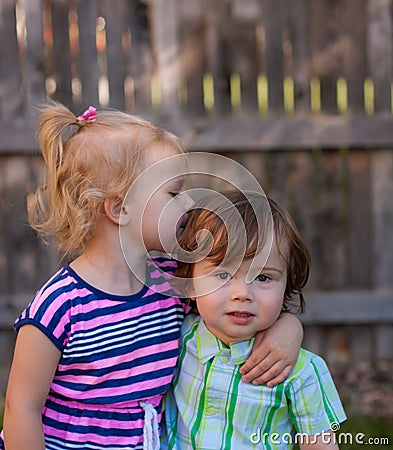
top-left (265, 364), bottom-right (293, 387)
top-left (247, 360), bottom-right (288, 386)
top-left (240, 354), bottom-right (275, 383)
top-left (239, 333), bottom-right (269, 378)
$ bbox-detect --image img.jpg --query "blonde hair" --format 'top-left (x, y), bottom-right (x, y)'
top-left (29, 101), bottom-right (185, 260)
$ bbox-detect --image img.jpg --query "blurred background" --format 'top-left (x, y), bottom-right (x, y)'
top-left (0, 0), bottom-right (392, 443)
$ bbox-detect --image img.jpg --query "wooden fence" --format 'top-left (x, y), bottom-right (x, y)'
top-left (1, 0), bottom-right (393, 404)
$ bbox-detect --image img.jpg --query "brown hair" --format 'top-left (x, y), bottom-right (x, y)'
top-left (29, 101), bottom-right (185, 260)
top-left (176, 190), bottom-right (310, 312)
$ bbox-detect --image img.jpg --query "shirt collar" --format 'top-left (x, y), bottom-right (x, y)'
top-left (195, 319), bottom-right (254, 365)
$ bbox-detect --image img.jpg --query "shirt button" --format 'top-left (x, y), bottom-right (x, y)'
top-left (207, 407), bottom-right (217, 415)
top-left (221, 355), bottom-right (229, 364)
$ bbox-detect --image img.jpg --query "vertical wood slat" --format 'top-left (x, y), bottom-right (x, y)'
top-left (311, 0), bottom-right (340, 114)
top-left (349, 326), bottom-right (373, 361)
top-left (288, 0), bottom-right (311, 113)
top-left (0, 156), bottom-right (59, 296)
top-left (324, 326), bottom-right (351, 365)
top-left (375, 325), bottom-right (393, 360)
top-left (204, 0), bottom-right (232, 116)
top-left (230, 0), bottom-right (260, 114)
top-left (1, 158), bottom-right (36, 294)
top-left (340, 0), bottom-right (367, 113)
top-left (0, 158), bottom-right (9, 293)
top-left (150, 0), bottom-right (181, 118)
top-left (0, 0), bottom-right (22, 120)
top-left (367, 0), bottom-right (392, 113)
top-left (23, 0), bottom-right (46, 116)
top-left (261, 0), bottom-right (287, 113)
top-left (371, 150), bottom-right (393, 290)
top-left (178, 0), bottom-right (206, 117)
top-left (303, 326), bottom-right (324, 355)
top-left (76, 0), bottom-right (99, 108)
top-left (317, 150), bottom-right (348, 289)
top-left (0, 330), bottom-right (15, 400)
top-left (127, 0), bottom-right (153, 116)
top-left (234, 151), bottom-right (267, 191)
top-left (290, 151), bottom-right (319, 289)
top-left (347, 150), bottom-right (372, 288)
top-left (99, 0), bottom-right (128, 110)
top-left (51, 0), bottom-right (73, 107)
top-left (264, 151), bottom-right (291, 208)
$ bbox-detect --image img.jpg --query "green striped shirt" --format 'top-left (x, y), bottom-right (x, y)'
top-left (163, 315), bottom-right (346, 449)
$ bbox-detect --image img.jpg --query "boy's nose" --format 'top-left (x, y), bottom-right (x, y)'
top-left (231, 280), bottom-right (252, 302)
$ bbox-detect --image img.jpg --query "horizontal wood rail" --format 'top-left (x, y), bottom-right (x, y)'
top-left (300, 291), bottom-right (393, 325)
top-left (3, 115), bottom-right (393, 155)
top-left (175, 115), bottom-right (393, 152)
top-left (1, 291), bottom-right (393, 329)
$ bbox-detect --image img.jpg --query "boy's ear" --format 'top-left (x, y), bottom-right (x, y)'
top-left (104, 198), bottom-right (130, 225)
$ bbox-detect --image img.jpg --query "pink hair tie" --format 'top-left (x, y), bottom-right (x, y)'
top-left (77, 106), bottom-right (97, 125)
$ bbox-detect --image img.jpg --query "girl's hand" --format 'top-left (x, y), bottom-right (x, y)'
top-left (240, 312), bottom-right (303, 386)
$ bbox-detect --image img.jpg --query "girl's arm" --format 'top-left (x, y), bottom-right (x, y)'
top-left (4, 325), bottom-right (61, 450)
top-left (240, 312), bottom-right (303, 386)
top-left (300, 430), bottom-right (339, 449)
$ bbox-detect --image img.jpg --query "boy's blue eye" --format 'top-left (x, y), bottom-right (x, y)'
top-left (255, 274), bottom-right (270, 282)
top-left (217, 272), bottom-right (230, 280)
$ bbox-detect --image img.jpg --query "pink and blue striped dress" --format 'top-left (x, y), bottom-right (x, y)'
top-left (0, 257), bottom-right (188, 450)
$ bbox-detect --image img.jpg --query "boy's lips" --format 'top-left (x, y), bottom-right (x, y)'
top-left (226, 311), bottom-right (255, 325)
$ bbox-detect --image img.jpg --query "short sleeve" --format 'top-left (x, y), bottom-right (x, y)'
top-left (14, 275), bottom-right (73, 351)
top-left (285, 354), bottom-right (347, 435)
top-left (149, 256), bottom-right (192, 314)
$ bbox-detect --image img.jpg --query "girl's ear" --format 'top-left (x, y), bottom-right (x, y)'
top-left (104, 198), bottom-right (130, 225)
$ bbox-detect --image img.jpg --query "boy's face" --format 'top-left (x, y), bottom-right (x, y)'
top-left (192, 238), bottom-right (287, 346)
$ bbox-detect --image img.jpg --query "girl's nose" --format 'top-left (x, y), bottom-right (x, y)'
top-left (181, 192), bottom-right (195, 211)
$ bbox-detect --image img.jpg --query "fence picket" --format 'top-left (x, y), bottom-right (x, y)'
top-left (290, 151), bottom-right (319, 289)
top-left (367, 0), bottom-right (393, 113)
top-left (288, 0), bottom-right (311, 113)
top-left (229, 0), bottom-right (260, 114)
top-left (76, 0), bottom-right (99, 108)
top-left (261, 0), bottom-right (287, 113)
top-left (340, 0), bottom-right (367, 113)
top-left (311, 0), bottom-right (340, 114)
top-left (127, 0), bottom-right (153, 116)
top-left (371, 150), bottom-right (393, 290)
top-left (99, 0), bottom-right (128, 110)
top-left (23, 0), bottom-right (46, 114)
top-left (51, 0), bottom-right (73, 107)
top-left (177, 9), bottom-right (206, 117)
top-left (0, 0), bottom-right (22, 120)
top-left (348, 150), bottom-right (372, 288)
top-left (204, 0), bottom-right (232, 116)
top-left (317, 150), bottom-right (348, 289)
top-left (150, 0), bottom-right (181, 118)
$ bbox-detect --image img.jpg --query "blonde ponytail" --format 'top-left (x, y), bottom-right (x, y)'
top-left (29, 101), bottom-right (185, 260)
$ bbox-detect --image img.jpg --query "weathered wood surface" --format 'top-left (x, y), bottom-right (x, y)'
top-left (1, 0), bottom-right (393, 401)
top-left (1, 0), bottom-right (393, 147)
top-left (178, 115), bottom-right (393, 151)
top-left (1, 148), bottom-right (392, 323)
